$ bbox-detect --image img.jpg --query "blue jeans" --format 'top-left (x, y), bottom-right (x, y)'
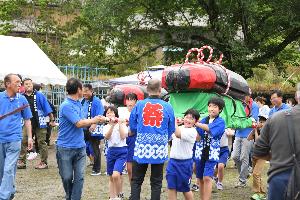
top-left (56, 146), bottom-right (86, 200)
top-left (0, 141), bottom-right (21, 200)
top-left (268, 169), bottom-right (292, 200)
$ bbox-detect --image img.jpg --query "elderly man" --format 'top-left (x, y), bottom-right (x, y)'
top-left (0, 74), bottom-right (33, 200)
top-left (253, 83), bottom-right (300, 200)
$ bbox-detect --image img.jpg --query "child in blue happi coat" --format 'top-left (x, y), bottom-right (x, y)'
top-left (194, 96), bottom-right (226, 200)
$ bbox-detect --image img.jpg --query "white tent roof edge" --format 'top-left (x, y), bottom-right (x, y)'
top-left (0, 35), bottom-right (67, 86)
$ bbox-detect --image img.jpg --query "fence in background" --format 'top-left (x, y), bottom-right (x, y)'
top-left (42, 66), bottom-right (110, 120)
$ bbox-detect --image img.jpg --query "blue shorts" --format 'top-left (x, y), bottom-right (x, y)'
top-left (106, 147), bottom-right (128, 175)
top-left (166, 158), bottom-right (193, 192)
top-left (126, 136), bottom-right (136, 162)
top-left (218, 147), bottom-right (229, 165)
top-left (195, 159), bottom-right (218, 179)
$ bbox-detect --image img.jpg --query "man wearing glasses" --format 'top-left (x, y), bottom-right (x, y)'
top-left (269, 90), bottom-right (290, 117)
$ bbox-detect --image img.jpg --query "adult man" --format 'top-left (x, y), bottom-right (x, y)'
top-left (56, 78), bottom-right (106, 200)
top-left (232, 94), bottom-right (259, 187)
top-left (18, 78), bottom-right (55, 169)
top-left (0, 74), bottom-right (33, 200)
top-left (268, 89), bottom-right (289, 117)
top-left (253, 83), bottom-right (300, 200)
top-left (82, 83), bottom-right (104, 175)
top-left (129, 79), bottom-right (176, 200)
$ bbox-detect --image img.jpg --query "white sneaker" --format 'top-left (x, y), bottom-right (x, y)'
top-left (27, 152), bottom-right (37, 160)
top-left (216, 182), bottom-right (223, 190)
top-left (90, 171), bottom-right (101, 176)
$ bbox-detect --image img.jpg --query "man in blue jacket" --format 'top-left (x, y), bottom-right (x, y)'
top-left (129, 79), bottom-right (176, 200)
top-left (232, 94), bottom-right (259, 188)
top-left (18, 78), bottom-right (55, 169)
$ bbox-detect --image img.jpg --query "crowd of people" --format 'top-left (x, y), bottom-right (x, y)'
top-left (0, 73), bottom-right (299, 200)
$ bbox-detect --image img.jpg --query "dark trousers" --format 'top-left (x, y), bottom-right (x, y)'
top-left (268, 169), bottom-right (292, 200)
top-left (129, 161), bottom-right (164, 200)
top-left (90, 137), bottom-right (101, 173)
top-left (46, 124), bottom-right (52, 146)
top-left (84, 130), bottom-right (102, 173)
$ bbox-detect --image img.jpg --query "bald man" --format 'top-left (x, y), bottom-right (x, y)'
top-left (129, 79), bottom-right (176, 200)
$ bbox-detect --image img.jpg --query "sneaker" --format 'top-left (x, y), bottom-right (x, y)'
top-left (17, 160), bottom-right (26, 169)
top-left (251, 193), bottom-right (266, 200)
top-left (259, 193), bottom-right (267, 200)
top-left (118, 192), bottom-right (124, 200)
top-left (35, 162), bottom-right (48, 169)
top-left (213, 176), bottom-right (218, 184)
top-left (91, 171), bottom-right (101, 176)
top-left (248, 166), bottom-right (253, 173)
top-left (216, 182), bottom-right (223, 190)
top-left (234, 181), bottom-right (247, 188)
top-left (191, 184), bottom-right (199, 192)
top-left (122, 168), bottom-right (128, 175)
top-left (27, 152), bottom-right (38, 160)
top-left (247, 173), bottom-right (252, 179)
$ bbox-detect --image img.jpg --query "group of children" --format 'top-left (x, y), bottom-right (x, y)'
top-left (96, 93), bottom-right (230, 200)
top-left (87, 91), bottom-right (274, 200)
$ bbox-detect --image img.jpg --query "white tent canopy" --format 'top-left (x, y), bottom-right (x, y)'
top-left (0, 35), bottom-right (67, 85)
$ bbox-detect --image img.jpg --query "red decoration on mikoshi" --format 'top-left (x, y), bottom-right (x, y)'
top-left (110, 84), bottom-right (147, 105)
top-left (137, 71), bottom-right (152, 85)
top-left (162, 45), bottom-right (250, 100)
top-left (185, 48), bottom-right (201, 63)
top-left (198, 45), bottom-right (214, 63)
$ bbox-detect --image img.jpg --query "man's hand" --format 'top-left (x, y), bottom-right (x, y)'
top-left (94, 115), bottom-right (107, 124)
top-left (89, 124), bottom-right (97, 132)
top-left (27, 138), bottom-right (33, 151)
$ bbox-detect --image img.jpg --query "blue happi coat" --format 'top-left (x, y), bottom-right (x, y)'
top-left (129, 97), bottom-right (175, 164)
top-left (194, 116), bottom-right (225, 162)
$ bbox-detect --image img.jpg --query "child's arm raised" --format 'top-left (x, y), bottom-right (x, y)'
top-left (103, 121), bottom-right (117, 140)
top-left (195, 122), bottom-right (209, 132)
top-left (174, 123), bottom-right (182, 138)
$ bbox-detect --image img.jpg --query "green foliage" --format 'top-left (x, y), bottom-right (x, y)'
top-left (1, 0), bottom-right (300, 77)
top-left (0, 0), bottom-right (25, 34)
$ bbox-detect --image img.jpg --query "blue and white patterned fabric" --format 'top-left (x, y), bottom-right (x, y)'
top-left (129, 97), bottom-right (175, 164)
top-left (194, 116), bottom-right (225, 162)
top-left (33, 91), bottom-right (53, 128)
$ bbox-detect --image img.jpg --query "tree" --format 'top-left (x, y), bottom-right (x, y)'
top-left (1, 0), bottom-right (299, 77)
top-left (67, 0), bottom-right (300, 77)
